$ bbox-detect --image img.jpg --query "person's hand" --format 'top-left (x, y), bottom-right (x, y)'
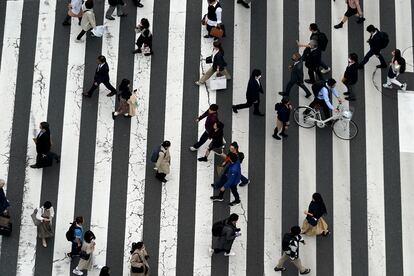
top-left (304, 210), bottom-right (308, 215)
top-left (220, 187), bottom-right (225, 192)
top-left (94, 82), bottom-right (98, 86)
top-left (153, 167), bottom-right (158, 171)
top-left (195, 118), bottom-right (199, 122)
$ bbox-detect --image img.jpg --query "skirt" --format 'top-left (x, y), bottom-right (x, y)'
top-left (301, 217), bottom-right (328, 236)
top-left (37, 222), bottom-right (53, 239)
top-left (116, 98), bottom-right (130, 115)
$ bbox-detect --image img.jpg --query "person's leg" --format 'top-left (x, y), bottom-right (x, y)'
top-left (198, 67), bottom-right (214, 83)
top-left (297, 82), bottom-right (312, 96)
top-left (116, 4), bottom-right (125, 16)
top-left (193, 131), bottom-right (209, 149)
top-left (291, 257), bottom-right (308, 273)
top-left (253, 101), bottom-right (261, 114)
top-left (307, 68), bottom-right (316, 83)
top-left (376, 52), bottom-right (387, 67)
top-left (284, 80), bottom-right (296, 96)
top-left (86, 81), bottom-right (99, 96)
top-left (390, 77), bottom-right (403, 87)
top-left (275, 253), bottom-right (289, 269)
top-left (279, 122), bottom-right (288, 137)
top-left (146, 36), bottom-right (153, 52)
top-left (63, 14), bottom-right (72, 25)
top-left (230, 185), bottom-right (240, 202)
top-left (103, 81), bottom-right (117, 95)
top-left (76, 30), bottom-right (87, 40)
top-left (105, 5), bottom-right (116, 19)
top-left (240, 174), bottom-right (249, 185)
top-left (320, 60), bottom-right (329, 70)
top-left (322, 102), bottom-right (331, 120)
top-left (234, 101), bottom-right (253, 110)
top-left (221, 68), bottom-right (232, 80)
top-left (315, 67), bottom-right (325, 81)
top-left (359, 49), bottom-right (375, 67)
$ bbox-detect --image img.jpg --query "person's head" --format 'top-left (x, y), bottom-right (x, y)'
top-left (312, 192), bottom-right (327, 214)
top-left (99, 266), bottom-right (110, 276)
top-left (39, 121), bottom-right (49, 131)
top-left (97, 55), bottom-right (106, 64)
top-left (0, 179), bottom-right (5, 189)
top-left (290, 225), bottom-right (301, 236)
top-left (229, 141), bottom-right (239, 153)
top-left (309, 40), bottom-right (318, 49)
top-left (162, 140), bottom-right (171, 149)
top-left (140, 18), bottom-right (150, 29)
top-left (130, 242), bottom-right (145, 254)
top-left (43, 201), bottom-right (52, 209)
top-left (327, 78), bottom-right (336, 88)
top-left (349, 53), bottom-right (358, 64)
top-left (366, 24), bottom-right (376, 33)
top-left (228, 152), bottom-right (238, 163)
top-left (75, 216), bottom-right (84, 225)
top-left (292, 52), bottom-right (301, 61)
top-left (281, 97), bottom-right (290, 105)
top-left (84, 230), bottom-right (96, 243)
top-left (120, 78), bottom-right (130, 89)
top-left (309, 23), bottom-right (318, 32)
top-left (251, 69), bottom-right (262, 79)
top-left (214, 121), bottom-right (224, 130)
top-left (85, 0), bottom-right (94, 9)
top-left (228, 213), bottom-right (239, 226)
top-left (208, 0), bottom-right (216, 4)
top-left (392, 48), bottom-right (402, 59)
top-left (208, 104), bottom-right (219, 113)
top-left (213, 41), bottom-right (223, 52)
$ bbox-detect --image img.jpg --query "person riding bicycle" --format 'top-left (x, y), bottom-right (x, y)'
top-left (309, 78), bottom-right (342, 120)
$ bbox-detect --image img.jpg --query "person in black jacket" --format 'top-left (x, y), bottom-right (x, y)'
top-left (133, 18), bottom-right (153, 56)
top-left (196, 41), bottom-right (231, 85)
top-left (30, 122), bottom-right (60, 168)
top-left (190, 104), bottom-right (219, 151)
top-left (83, 55), bottom-right (118, 98)
top-left (232, 69), bottom-right (265, 116)
top-left (0, 179), bottom-right (10, 215)
top-left (209, 213), bottom-right (241, 256)
top-left (302, 40), bottom-right (323, 84)
top-left (342, 53), bottom-right (359, 101)
top-left (279, 53), bottom-right (312, 98)
top-left (273, 98), bottom-right (292, 140)
top-left (197, 121), bottom-right (224, 162)
top-left (358, 25), bottom-right (387, 69)
top-left (105, 0), bottom-right (127, 20)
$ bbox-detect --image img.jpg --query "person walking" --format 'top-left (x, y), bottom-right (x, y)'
top-left (67, 216), bottom-right (84, 258)
top-left (302, 40), bottom-right (323, 84)
top-left (273, 98), bottom-right (292, 140)
top-left (334, 0), bottom-right (365, 29)
top-left (219, 142), bottom-right (249, 186)
top-left (99, 266), bottom-right (111, 276)
top-left (309, 78), bottom-right (342, 120)
top-left (279, 52), bottom-right (312, 98)
top-left (209, 213), bottom-right (241, 256)
top-left (76, 1), bottom-right (96, 42)
top-left (274, 226), bottom-right (311, 274)
top-left (112, 79), bottom-right (137, 119)
top-left (342, 53), bottom-right (359, 101)
top-left (358, 25), bottom-right (388, 69)
top-left (30, 122), bottom-right (60, 169)
top-left (196, 41), bottom-right (231, 85)
top-left (211, 152), bottom-right (241, 206)
top-left (237, 0), bottom-right (250, 8)
top-left (133, 18), bottom-right (153, 56)
top-left (105, 0), bottom-right (127, 20)
top-left (232, 69), bottom-right (265, 116)
top-left (301, 193), bottom-right (330, 236)
top-left (73, 230), bottom-right (96, 275)
top-left (0, 179), bottom-right (10, 215)
top-left (204, 0), bottom-right (223, 38)
top-left (130, 242), bottom-right (150, 275)
top-left (62, 0), bottom-right (83, 26)
top-left (36, 201), bottom-right (54, 248)
top-left (198, 121), bottom-right (225, 162)
top-left (83, 55), bottom-right (118, 98)
top-left (382, 48), bottom-right (407, 90)
top-left (190, 104), bottom-right (219, 151)
top-left (155, 141), bottom-right (171, 183)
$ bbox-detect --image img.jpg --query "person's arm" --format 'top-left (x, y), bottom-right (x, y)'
top-left (215, 7), bottom-right (222, 26)
top-left (197, 110), bottom-right (208, 121)
top-left (296, 40), bottom-right (310, 48)
top-left (322, 88), bottom-right (334, 110)
top-left (36, 208), bottom-right (43, 221)
top-left (155, 151), bottom-right (164, 169)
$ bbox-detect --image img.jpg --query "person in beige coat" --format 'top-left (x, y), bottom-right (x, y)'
top-left (130, 242), bottom-right (150, 275)
top-left (73, 230), bottom-right (96, 276)
top-left (76, 0), bottom-right (96, 42)
top-left (112, 79), bottom-right (137, 119)
top-left (155, 141), bottom-right (171, 183)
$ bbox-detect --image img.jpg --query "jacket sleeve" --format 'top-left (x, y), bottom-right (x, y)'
top-left (198, 110), bottom-right (208, 121)
top-left (36, 207), bottom-right (43, 221)
top-left (90, 12), bottom-right (97, 29)
top-left (224, 226), bottom-right (237, 241)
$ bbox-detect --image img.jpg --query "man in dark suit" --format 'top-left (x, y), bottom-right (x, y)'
top-left (358, 24), bottom-right (387, 69)
top-left (342, 53), bottom-right (359, 101)
top-left (30, 122), bottom-right (59, 168)
top-left (279, 52), bottom-right (312, 98)
top-left (83, 55), bottom-right (117, 98)
top-left (232, 69), bottom-right (264, 116)
top-left (302, 40), bottom-right (323, 84)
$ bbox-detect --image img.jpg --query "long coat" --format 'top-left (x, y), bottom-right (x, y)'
top-left (155, 147), bottom-right (171, 175)
top-left (35, 131), bottom-right (51, 154)
top-left (80, 6), bottom-right (96, 31)
top-left (130, 248), bottom-right (150, 276)
top-left (127, 94), bottom-right (138, 117)
top-left (246, 77), bottom-right (263, 103)
top-left (215, 219), bottom-right (238, 251)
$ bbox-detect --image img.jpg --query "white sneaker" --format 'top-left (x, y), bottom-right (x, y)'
top-left (208, 248), bottom-right (214, 257)
top-left (224, 252), bottom-right (236, 256)
top-left (401, 83), bottom-right (407, 91)
top-left (93, 264), bottom-right (103, 270)
top-left (320, 67), bottom-right (331, 74)
top-left (383, 83), bottom-right (392, 89)
top-left (72, 268), bottom-right (84, 275)
top-left (189, 146), bottom-right (197, 151)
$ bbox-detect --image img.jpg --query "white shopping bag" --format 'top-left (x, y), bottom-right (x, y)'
top-left (91, 25), bottom-right (106, 37)
top-left (207, 75), bottom-right (227, 90)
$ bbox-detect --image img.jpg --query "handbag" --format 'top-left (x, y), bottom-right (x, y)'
top-left (207, 74), bottom-right (227, 90)
top-left (31, 208), bottom-right (41, 226)
top-left (91, 25), bottom-right (106, 37)
top-left (209, 26), bottom-right (224, 38)
top-left (306, 215), bottom-right (318, 226)
top-left (206, 56), bottom-right (213, 64)
top-left (80, 251), bottom-right (91, 260)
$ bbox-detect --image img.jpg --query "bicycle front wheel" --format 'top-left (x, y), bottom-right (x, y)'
top-left (293, 106), bottom-right (317, 128)
top-left (332, 119), bottom-right (358, 140)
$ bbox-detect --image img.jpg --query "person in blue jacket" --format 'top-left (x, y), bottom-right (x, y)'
top-left (210, 152), bottom-right (241, 206)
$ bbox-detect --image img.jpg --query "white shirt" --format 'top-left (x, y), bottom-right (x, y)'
top-left (207, 1), bottom-right (223, 26)
top-left (318, 85), bottom-right (339, 110)
top-left (70, 0), bottom-right (82, 15)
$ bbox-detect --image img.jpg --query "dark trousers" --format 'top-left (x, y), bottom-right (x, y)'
top-left (307, 66), bottom-right (324, 83)
top-left (71, 241), bottom-right (81, 256)
top-left (285, 80), bottom-right (311, 96)
top-left (132, 0), bottom-right (142, 5)
top-left (136, 35), bottom-right (152, 51)
top-left (359, 48), bottom-right (386, 67)
top-left (156, 172), bottom-right (166, 181)
top-left (345, 83), bottom-right (355, 98)
top-left (214, 248), bottom-right (230, 254)
top-left (218, 185), bottom-right (240, 202)
top-left (240, 174), bottom-right (248, 184)
top-left (63, 15), bottom-right (82, 24)
top-left (234, 100), bottom-right (260, 114)
top-left (87, 80), bottom-right (117, 97)
top-left (76, 29), bottom-right (87, 40)
top-left (193, 131), bottom-right (209, 149)
top-left (320, 59), bottom-right (329, 70)
top-left (309, 98), bottom-right (330, 119)
top-left (35, 152), bottom-right (58, 167)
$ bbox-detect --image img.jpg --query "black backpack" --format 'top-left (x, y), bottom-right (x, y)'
top-left (311, 81), bottom-right (326, 98)
top-left (282, 233), bottom-right (293, 251)
top-left (65, 222), bottom-right (80, 241)
top-left (317, 32), bottom-right (328, 51)
top-left (212, 219), bottom-right (226, 237)
top-left (378, 31), bottom-right (389, 49)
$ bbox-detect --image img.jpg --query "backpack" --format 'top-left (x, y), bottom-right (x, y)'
top-left (150, 145), bottom-right (161, 163)
top-left (65, 222), bottom-right (80, 241)
top-left (282, 233), bottom-right (293, 251)
top-left (311, 81), bottom-right (326, 98)
top-left (212, 219), bottom-right (226, 237)
top-left (317, 32), bottom-right (328, 51)
top-left (378, 31), bottom-right (389, 49)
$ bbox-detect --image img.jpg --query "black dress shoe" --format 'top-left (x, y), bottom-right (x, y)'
top-left (107, 92), bottom-right (116, 97)
top-left (136, 2), bottom-right (144, 7)
top-left (376, 64), bottom-right (387, 69)
top-left (30, 164), bottom-right (40, 169)
top-left (106, 16), bottom-right (115, 20)
top-left (305, 93), bottom-right (312, 98)
top-left (278, 92), bottom-right (287, 96)
top-left (304, 79), bottom-right (314, 84)
top-left (253, 112), bottom-right (265, 116)
top-left (232, 106), bottom-right (238, 113)
top-left (237, 0), bottom-right (250, 8)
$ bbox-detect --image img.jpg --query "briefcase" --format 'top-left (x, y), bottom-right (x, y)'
top-left (209, 26), bottom-right (224, 38)
top-left (207, 75), bottom-right (227, 90)
top-left (0, 214), bottom-right (12, 236)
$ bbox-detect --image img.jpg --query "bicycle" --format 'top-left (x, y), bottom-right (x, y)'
top-left (293, 103), bottom-right (358, 140)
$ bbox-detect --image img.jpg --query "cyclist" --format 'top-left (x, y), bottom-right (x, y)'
top-left (309, 78), bottom-right (342, 120)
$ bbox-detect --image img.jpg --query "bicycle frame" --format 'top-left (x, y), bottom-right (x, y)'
top-left (305, 108), bottom-right (341, 128)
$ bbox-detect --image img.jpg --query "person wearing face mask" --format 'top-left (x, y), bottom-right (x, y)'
top-left (196, 41), bottom-right (231, 85)
top-left (342, 53), bottom-right (359, 101)
top-left (279, 52), bottom-right (312, 98)
top-left (232, 69), bottom-right (265, 116)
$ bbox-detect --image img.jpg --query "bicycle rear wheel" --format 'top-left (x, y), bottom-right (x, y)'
top-left (332, 119), bottom-right (358, 140)
top-left (293, 106), bottom-right (317, 128)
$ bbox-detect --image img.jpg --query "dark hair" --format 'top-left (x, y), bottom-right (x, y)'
top-left (97, 55), bottom-right (106, 63)
top-left (43, 201), bottom-right (52, 209)
top-left (84, 230), bottom-right (96, 243)
top-left (162, 140), bottom-right (171, 148)
top-left (228, 152), bottom-right (238, 163)
top-left (366, 24), bottom-right (376, 33)
top-left (394, 49), bottom-right (406, 73)
top-left (230, 141), bottom-right (239, 150)
top-left (119, 78), bottom-right (130, 91)
top-left (251, 69), bottom-right (262, 78)
top-left (141, 18), bottom-right (150, 29)
top-left (349, 53), bottom-right (358, 63)
top-left (99, 266), bottom-right (110, 276)
top-left (229, 213), bottom-right (239, 222)
top-left (130, 242), bottom-right (144, 254)
top-left (309, 23), bottom-right (318, 31)
top-left (215, 121), bottom-right (224, 130)
top-left (75, 216), bottom-right (84, 224)
top-left (85, 0), bottom-right (94, 9)
top-left (312, 192), bottom-right (327, 215)
top-left (291, 225), bottom-right (301, 235)
top-left (327, 78), bottom-right (336, 87)
top-left (209, 104), bottom-right (219, 111)
top-left (40, 122), bottom-right (50, 131)
top-left (281, 97), bottom-right (290, 104)
top-left (213, 41), bottom-right (224, 52)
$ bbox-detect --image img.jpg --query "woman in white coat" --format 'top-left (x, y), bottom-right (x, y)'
top-left (76, 0), bottom-right (96, 42)
top-left (36, 201), bottom-right (54, 248)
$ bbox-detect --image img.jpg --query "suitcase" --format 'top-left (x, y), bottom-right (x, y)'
top-left (0, 214), bottom-right (12, 236)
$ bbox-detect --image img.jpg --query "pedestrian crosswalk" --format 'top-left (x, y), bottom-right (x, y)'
top-left (0, 0), bottom-right (413, 275)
